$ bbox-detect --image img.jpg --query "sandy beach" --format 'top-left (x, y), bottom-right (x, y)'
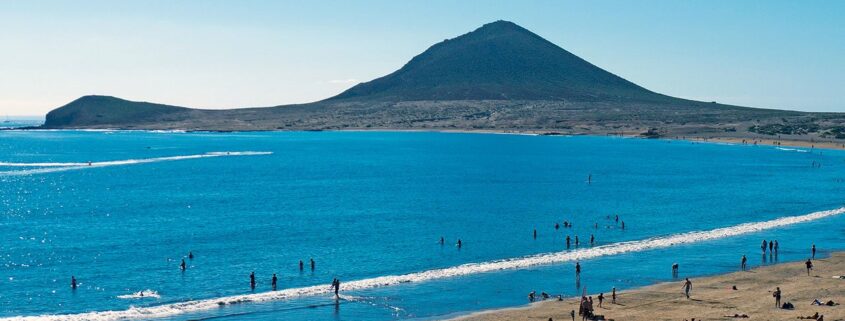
top-left (451, 253), bottom-right (845, 321)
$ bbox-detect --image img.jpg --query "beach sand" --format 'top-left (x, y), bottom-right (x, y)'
top-left (451, 253), bottom-right (845, 321)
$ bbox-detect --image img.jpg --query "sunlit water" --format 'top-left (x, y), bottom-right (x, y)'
top-left (1, 130), bottom-right (844, 320)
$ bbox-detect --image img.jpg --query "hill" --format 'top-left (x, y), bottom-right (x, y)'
top-left (36, 21), bottom-right (845, 145)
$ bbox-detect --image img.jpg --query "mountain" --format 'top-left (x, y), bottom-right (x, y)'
top-left (36, 21), bottom-right (845, 142)
top-left (329, 20), bottom-right (668, 103)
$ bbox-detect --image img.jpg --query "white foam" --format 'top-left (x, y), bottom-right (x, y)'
top-left (5, 206), bottom-right (843, 321)
top-left (776, 147), bottom-right (809, 153)
top-left (116, 290), bottom-right (160, 299)
top-left (0, 152), bottom-right (272, 176)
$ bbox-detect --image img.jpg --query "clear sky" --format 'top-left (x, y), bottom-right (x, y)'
top-left (1, 0), bottom-right (843, 116)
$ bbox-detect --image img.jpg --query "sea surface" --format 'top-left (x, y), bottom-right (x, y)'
top-left (1, 130), bottom-right (844, 321)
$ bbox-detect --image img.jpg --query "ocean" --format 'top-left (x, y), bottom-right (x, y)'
top-left (1, 130), bottom-right (844, 321)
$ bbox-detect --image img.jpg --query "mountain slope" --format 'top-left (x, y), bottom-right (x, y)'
top-left (43, 95), bottom-right (190, 128)
top-left (328, 20), bottom-right (668, 102)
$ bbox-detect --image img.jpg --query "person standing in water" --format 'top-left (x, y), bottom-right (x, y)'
top-left (761, 240), bottom-right (768, 253)
top-left (250, 272), bottom-right (256, 289)
top-left (615, 215), bottom-right (619, 223)
top-left (774, 240), bottom-right (779, 254)
top-left (180, 259), bottom-right (186, 271)
top-left (566, 235), bottom-right (571, 248)
top-left (575, 262), bottom-right (581, 281)
top-left (588, 174), bottom-right (592, 184)
top-left (812, 244), bottom-right (816, 259)
top-left (71, 276), bottom-right (77, 290)
top-left (457, 239), bottom-right (463, 248)
top-left (299, 260), bottom-right (304, 271)
top-left (439, 236), bottom-right (444, 245)
top-left (741, 255), bottom-right (747, 271)
top-left (333, 278), bottom-right (341, 298)
top-left (188, 251), bottom-right (194, 260)
top-left (590, 234), bottom-right (595, 246)
top-left (621, 221), bottom-right (625, 230)
top-left (672, 263), bottom-right (679, 278)
top-left (271, 273), bottom-right (277, 291)
top-left (682, 278), bottom-right (692, 299)
top-left (310, 258), bottom-right (315, 270)
top-left (555, 223), bottom-right (560, 230)
top-left (575, 235), bottom-right (580, 246)
top-left (533, 229), bottom-right (537, 239)
top-left (769, 241), bottom-right (773, 253)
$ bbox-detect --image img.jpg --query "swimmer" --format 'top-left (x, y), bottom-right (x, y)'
top-left (71, 276), bottom-right (77, 289)
top-left (180, 259), bottom-right (186, 271)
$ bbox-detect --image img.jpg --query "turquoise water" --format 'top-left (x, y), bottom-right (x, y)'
top-left (1, 130), bottom-right (844, 321)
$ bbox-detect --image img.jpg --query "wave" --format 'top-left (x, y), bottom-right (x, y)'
top-left (116, 290), bottom-right (160, 299)
top-left (0, 152), bottom-right (272, 176)
top-left (776, 147), bottom-right (809, 153)
top-left (5, 206), bottom-right (843, 321)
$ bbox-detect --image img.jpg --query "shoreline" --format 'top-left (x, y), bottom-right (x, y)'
top-left (8, 126), bottom-right (845, 151)
top-left (448, 252), bottom-right (845, 321)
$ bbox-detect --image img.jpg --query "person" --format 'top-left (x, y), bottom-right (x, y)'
top-left (534, 229), bottom-right (537, 239)
top-left (621, 221), bottom-right (625, 230)
top-left (188, 251), bottom-right (194, 260)
top-left (590, 234), bottom-right (594, 246)
top-left (615, 215), bottom-right (619, 223)
top-left (299, 260), bottom-right (304, 271)
top-left (812, 244), bottom-right (816, 259)
top-left (773, 287), bottom-right (781, 308)
top-left (597, 292), bottom-right (604, 307)
top-left (310, 258), bottom-right (315, 270)
top-left (440, 236), bottom-right (444, 245)
top-left (566, 235), bottom-right (571, 248)
top-left (805, 259), bottom-right (813, 276)
top-left (611, 287), bottom-right (616, 304)
top-left (250, 272), bottom-right (256, 289)
top-left (769, 241), bottom-right (773, 252)
top-left (271, 273), bottom-right (278, 290)
top-left (333, 278), bottom-right (341, 298)
top-left (672, 263), bottom-right (679, 277)
top-left (570, 309), bottom-right (575, 321)
top-left (541, 291), bottom-right (550, 299)
top-left (588, 174), bottom-right (591, 184)
top-left (575, 235), bottom-right (580, 246)
top-left (180, 259), bottom-right (186, 271)
top-left (528, 291), bottom-right (536, 302)
top-left (761, 240), bottom-right (768, 253)
top-left (682, 278), bottom-right (692, 299)
top-left (71, 276), bottom-right (77, 290)
top-left (741, 255), bottom-right (747, 271)
top-left (774, 240), bottom-right (779, 254)
top-left (555, 223), bottom-right (560, 230)
top-left (575, 262), bottom-right (581, 280)
top-left (457, 239), bottom-right (462, 248)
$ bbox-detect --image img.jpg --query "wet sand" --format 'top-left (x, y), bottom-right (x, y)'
top-left (451, 253), bottom-right (845, 321)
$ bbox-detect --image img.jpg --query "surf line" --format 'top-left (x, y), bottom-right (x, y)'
top-left (0, 152), bottom-right (273, 176)
top-left (6, 206), bottom-right (844, 321)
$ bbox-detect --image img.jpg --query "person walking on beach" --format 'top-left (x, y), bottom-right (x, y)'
top-left (250, 272), bottom-right (256, 289)
top-left (761, 240), bottom-right (767, 253)
top-left (310, 258), bottom-right (315, 270)
top-left (331, 278), bottom-right (341, 299)
top-left (180, 259), bottom-right (186, 271)
top-left (575, 262), bottom-right (581, 281)
top-left (741, 255), bottom-right (747, 271)
top-left (597, 292), bottom-right (604, 308)
top-left (71, 276), bottom-right (77, 290)
top-left (570, 309), bottom-right (575, 321)
top-left (611, 287), bottom-right (616, 304)
top-left (773, 287), bottom-right (782, 308)
top-left (812, 244), bottom-right (816, 259)
top-left (682, 278), bottom-right (692, 299)
top-left (805, 259), bottom-right (813, 276)
top-left (271, 273), bottom-right (278, 291)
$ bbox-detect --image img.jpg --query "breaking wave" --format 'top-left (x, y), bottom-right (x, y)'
top-left (5, 207), bottom-right (843, 321)
top-left (0, 152), bottom-right (272, 176)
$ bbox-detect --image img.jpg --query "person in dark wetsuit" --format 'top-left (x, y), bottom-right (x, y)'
top-left (299, 260), bottom-right (304, 271)
top-left (575, 235), bottom-right (580, 246)
top-left (310, 258), bottom-right (315, 270)
top-left (805, 259), bottom-right (813, 276)
top-left (741, 255), bottom-right (747, 271)
top-left (566, 235), bottom-right (571, 248)
top-left (590, 234), bottom-right (594, 246)
top-left (812, 244), bottom-right (816, 259)
top-left (575, 262), bottom-right (581, 281)
top-left (621, 221), bottom-right (625, 230)
top-left (769, 241), bottom-right (773, 252)
top-left (334, 278), bottom-right (341, 298)
top-left (615, 215), bottom-right (619, 223)
top-left (180, 259), bottom-right (186, 271)
top-left (271, 273), bottom-right (277, 290)
top-left (71, 276), bottom-right (77, 290)
top-left (611, 287), bottom-right (616, 303)
top-left (188, 251), bottom-right (194, 259)
top-left (534, 229), bottom-right (537, 239)
top-left (761, 240), bottom-right (768, 253)
top-left (250, 272), bottom-right (256, 289)
top-left (440, 236), bottom-right (444, 245)
top-left (457, 239), bottom-right (462, 248)
top-left (597, 292), bottom-right (604, 307)
top-left (555, 223), bottom-right (560, 230)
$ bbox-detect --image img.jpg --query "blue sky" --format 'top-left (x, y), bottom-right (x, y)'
top-left (1, 0), bottom-right (843, 115)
